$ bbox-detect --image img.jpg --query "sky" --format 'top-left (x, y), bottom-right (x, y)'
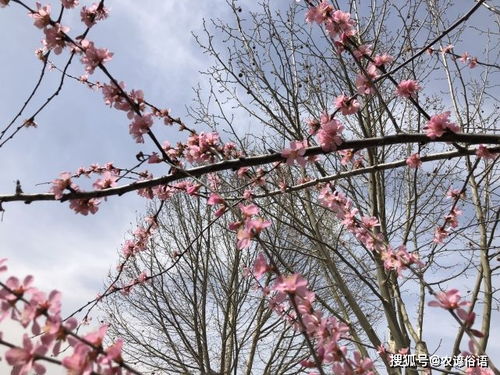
top-left (0, 0), bottom-right (498, 374)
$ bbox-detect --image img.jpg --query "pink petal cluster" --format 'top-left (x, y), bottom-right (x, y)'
top-left (29, 2), bottom-right (51, 29)
top-left (373, 53), bottom-right (393, 66)
top-left (353, 44), bottom-right (372, 59)
top-left (281, 140), bottom-right (308, 167)
top-left (5, 334), bottom-right (48, 375)
top-left (185, 132), bottom-right (221, 163)
top-left (229, 205), bottom-right (271, 249)
top-left (380, 245), bottom-right (423, 276)
top-left (81, 3), bottom-right (109, 27)
top-left (305, 1), bottom-right (334, 24)
top-left (355, 64), bottom-right (379, 95)
top-left (476, 145), bottom-right (496, 160)
top-left (129, 114), bottom-right (154, 143)
top-left (69, 198), bottom-right (101, 215)
top-left (61, 0), bottom-right (79, 8)
top-left (43, 24), bottom-right (69, 55)
top-left (253, 265), bottom-right (374, 373)
top-left (396, 79), bottom-right (421, 98)
top-left (334, 94), bottom-right (360, 115)
top-left (428, 289), bottom-right (469, 310)
top-left (405, 153), bottom-right (422, 169)
top-left (316, 114), bottom-right (344, 151)
top-left (50, 172), bottom-right (74, 199)
top-left (0, 265), bottom-right (128, 375)
top-left (92, 170), bottom-right (119, 190)
top-left (80, 40), bottom-right (114, 74)
top-left (305, 1), bottom-right (357, 46)
top-left (424, 111), bottom-right (460, 139)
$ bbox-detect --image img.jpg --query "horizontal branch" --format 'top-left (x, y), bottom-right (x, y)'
top-left (237, 146), bottom-right (500, 199)
top-left (0, 133), bottom-right (498, 205)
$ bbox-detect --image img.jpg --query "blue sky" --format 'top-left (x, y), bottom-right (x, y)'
top-left (0, 0), bottom-right (498, 373)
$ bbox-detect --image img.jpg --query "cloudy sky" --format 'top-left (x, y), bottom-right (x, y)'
top-left (0, 0), bottom-right (498, 374)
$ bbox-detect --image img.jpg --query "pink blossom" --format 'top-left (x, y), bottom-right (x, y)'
top-left (251, 253), bottom-right (271, 279)
top-left (80, 40), bottom-right (113, 74)
top-left (424, 112), bottom-right (460, 139)
top-left (51, 172), bottom-right (74, 199)
top-left (236, 218), bottom-right (271, 249)
top-left (62, 343), bottom-right (92, 374)
top-left (240, 203), bottom-right (259, 217)
top-left (476, 145), bottom-right (496, 160)
top-left (350, 351), bottom-right (374, 374)
top-left (69, 198), bottom-right (100, 215)
top-left (0, 258), bottom-right (7, 273)
top-left (334, 94), bottom-right (360, 115)
top-left (101, 81), bottom-right (127, 109)
top-left (281, 140), bottom-right (308, 167)
top-left (5, 334), bottom-right (47, 375)
top-left (428, 289), bottom-right (469, 310)
top-left (396, 80), bottom-right (421, 98)
top-left (61, 0), bottom-right (79, 8)
top-left (440, 44), bottom-right (454, 54)
top-left (148, 153), bottom-right (162, 164)
top-left (459, 52), bottom-right (470, 63)
top-left (447, 188), bottom-right (465, 200)
top-left (355, 63), bottom-right (379, 95)
top-left (339, 149), bottom-right (355, 165)
top-left (373, 53), bottom-right (393, 66)
top-left (307, 118), bottom-right (321, 135)
top-left (207, 193), bottom-right (224, 206)
top-left (43, 24), bottom-right (69, 55)
top-left (29, 2), bottom-right (51, 29)
top-left (272, 274), bottom-right (308, 296)
top-left (153, 185), bottom-right (175, 200)
top-left (129, 114), bottom-right (153, 143)
top-left (353, 44), bottom-right (372, 59)
top-left (433, 226), bottom-right (448, 243)
top-left (325, 10), bottom-right (357, 40)
top-left (316, 114), bottom-right (344, 151)
top-left (92, 171), bottom-right (118, 190)
top-left (468, 57), bottom-right (478, 68)
top-left (305, 1), bottom-right (333, 24)
top-left (80, 3), bottom-right (109, 27)
top-left (406, 153), bottom-right (422, 169)
top-left (445, 208), bottom-right (462, 228)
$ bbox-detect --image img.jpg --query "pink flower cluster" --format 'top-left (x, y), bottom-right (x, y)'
top-left (315, 113), bottom-right (344, 151)
top-left (0, 262), bottom-right (131, 375)
top-left (51, 164), bottom-right (124, 214)
top-left (121, 217), bottom-right (158, 257)
top-left (319, 186), bottom-right (423, 275)
top-left (334, 94), bottom-right (360, 115)
top-left (81, 2), bottom-right (109, 27)
top-left (305, 1), bottom-right (357, 47)
top-left (396, 80), bottom-right (421, 98)
top-left (250, 257), bottom-right (374, 374)
top-left (424, 111), bottom-right (460, 139)
top-left (459, 52), bottom-right (478, 69)
top-left (281, 140), bottom-right (309, 167)
top-left (433, 190), bottom-right (464, 244)
top-left (228, 204), bottom-right (271, 249)
top-left (405, 153), bottom-right (422, 169)
top-left (80, 40), bottom-right (114, 75)
top-left (355, 64), bottom-right (379, 95)
top-left (29, 2), bottom-right (51, 29)
top-left (61, 0), bottom-right (79, 9)
top-left (185, 132), bottom-right (221, 164)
